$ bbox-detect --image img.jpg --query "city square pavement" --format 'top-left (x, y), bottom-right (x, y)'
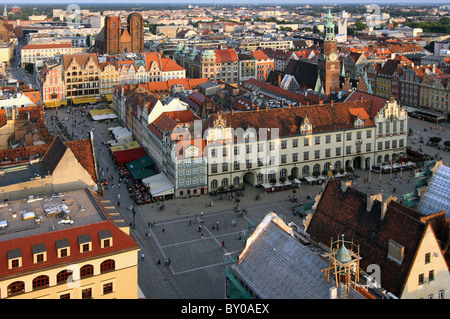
top-left (43, 107), bottom-right (450, 299)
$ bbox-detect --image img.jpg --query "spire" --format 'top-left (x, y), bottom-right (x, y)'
top-left (314, 72), bottom-right (322, 93)
top-left (325, 6), bottom-right (335, 40)
top-left (340, 62), bottom-right (346, 77)
top-left (3, 4), bottom-right (6, 17)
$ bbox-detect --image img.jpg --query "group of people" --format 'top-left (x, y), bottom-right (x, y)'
top-left (115, 164), bottom-right (154, 205)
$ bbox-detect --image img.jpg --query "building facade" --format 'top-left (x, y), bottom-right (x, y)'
top-left (202, 98), bottom-right (407, 192)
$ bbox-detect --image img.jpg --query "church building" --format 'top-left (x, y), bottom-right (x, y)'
top-left (94, 13), bottom-right (144, 55)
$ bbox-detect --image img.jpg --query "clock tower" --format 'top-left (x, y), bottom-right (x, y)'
top-left (318, 9), bottom-right (340, 95)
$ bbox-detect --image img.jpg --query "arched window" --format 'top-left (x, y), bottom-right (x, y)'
top-left (377, 155), bottom-right (382, 163)
top-left (384, 154), bottom-right (390, 163)
top-left (32, 275), bottom-right (49, 290)
top-left (211, 179), bottom-right (218, 189)
top-left (100, 259), bottom-right (115, 273)
top-left (302, 165), bottom-right (310, 175)
top-left (257, 173), bottom-right (263, 182)
top-left (280, 168), bottom-right (287, 178)
top-left (324, 162), bottom-right (331, 171)
top-left (222, 178), bottom-right (229, 187)
top-left (334, 161), bottom-right (341, 170)
top-left (233, 176), bottom-right (240, 185)
top-left (80, 264), bottom-right (94, 279)
top-left (7, 281), bottom-right (24, 296)
top-left (56, 269), bottom-right (73, 285)
top-left (313, 164), bottom-right (320, 173)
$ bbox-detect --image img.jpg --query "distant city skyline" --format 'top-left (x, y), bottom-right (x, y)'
top-left (5, 0), bottom-right (450, 5)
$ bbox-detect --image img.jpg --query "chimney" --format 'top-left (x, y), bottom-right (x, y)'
top-left (367, 193), bottom-right (382, 212)
top-left (256, 106), bottom-right (260, 112)
top-left (231, 109), bottom-right (234, 115)
top-left (288, 103), bottom-right (291, 108)
top-left (265, 106), bottom-right (268, 111)
top-left (341, 180), bottom-right (352, 192)
top-left (337, 282), bottom-right (349, 299)
top-left (331, 100), bottom-right (333, 106)
top-left (380, 196), bottom-right (397, 220)
top-left (329, 286), bottom-right (337, 299)
top-left (319, 100), bottom-right (323, 105)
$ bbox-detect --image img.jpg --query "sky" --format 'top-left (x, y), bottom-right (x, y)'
top-left (6, 0), bottom-right (450, 4)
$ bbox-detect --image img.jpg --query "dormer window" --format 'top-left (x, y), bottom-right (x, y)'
top-left (99, 230), bottom-right (113, 248)
top-left (32, 243), bottom-right (47, 264)
top-left (56, 238), bottom-right (71, 258)
top-left (300, 116), bottom-right (313, 135)
top-left (7, 248), bottom-right (22, 269)
top-left (78, 234), bottom-right (92, 253)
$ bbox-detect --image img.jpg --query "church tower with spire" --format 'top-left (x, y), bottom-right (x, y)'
top-left (318, 8), bottom-right (340, 95)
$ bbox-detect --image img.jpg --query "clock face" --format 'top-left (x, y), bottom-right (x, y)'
top-left (329, 53), bottom-right (337, 62)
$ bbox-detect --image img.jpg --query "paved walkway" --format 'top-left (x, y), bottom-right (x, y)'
top-left (43, 107), bottom-right (445, 299)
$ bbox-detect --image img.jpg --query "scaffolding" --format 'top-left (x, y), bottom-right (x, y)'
top-left (321, 235), bottom-right (361, 294)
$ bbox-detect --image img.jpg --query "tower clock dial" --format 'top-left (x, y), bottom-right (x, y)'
top-left (329, 53), bottom-right (338, 62)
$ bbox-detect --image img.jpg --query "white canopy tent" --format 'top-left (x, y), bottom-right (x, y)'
top-left (142, 173), bottom-right (174, 197)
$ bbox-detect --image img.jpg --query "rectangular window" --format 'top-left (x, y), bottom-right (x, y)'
top-left (82, 288), bottom-right (92, 299)
top-left (103, 282), bottom-right (113, 295)
top-left (211, 164), bottom-right (217, 173)
top-left (429, 270), bottom-right (434, 282)
top-left (292, 153), bottom-right (298, 162)
top-left (336, 134), bottom-right (342, 142)
top-left (336, 147), bottom-right (341, 156)
top-left (281, 140), bottom-right (287, 149)
top-left (346, 146), bottom-right (351, 154)
top-left (425, 253), bottom-right (431, 264)
top-left (292, 139), bottom-right (298, 147)
top-left (281, 155), bottom-right (287, 163)
top-left (314, 150), bottom-right (320, 159)
top-left (346, 132), bottom-right (352, 141)
top-left (304, 138), bottom-right (309, 146)
top-left (303, 152), bottom-right (309, 161)
top-left (419, 274), bottom-right (424, 285)
top-left (315, 136), bottom-right (320, 145)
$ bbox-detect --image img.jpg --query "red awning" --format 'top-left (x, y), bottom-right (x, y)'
top-left (113, 148), bottom-right (147, 165)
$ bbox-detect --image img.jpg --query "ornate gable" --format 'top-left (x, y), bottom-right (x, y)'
top-left (300, 114), bottom-right (313, 135)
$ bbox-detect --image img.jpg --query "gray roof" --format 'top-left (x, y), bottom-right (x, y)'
top-left (417, 164), bottom-right (450, 217)
top-left (231, 220), bottom-right (364, 299)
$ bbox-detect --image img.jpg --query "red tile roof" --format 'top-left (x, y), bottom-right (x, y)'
top-left (205, 99), bottom-right (376, 137)
top-left (306, 179), bottom-right (442, 297)
top-left (214, 49), bottom-right (238, 63)
top-left (22, 43), bottom-right (72, 50)
top-left (0, 220), bottom-right (139, 277)
top-left (0, 136), bottom-right (97, 183)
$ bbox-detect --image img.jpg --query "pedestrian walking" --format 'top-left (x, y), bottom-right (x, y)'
top-left (239, 232), bottom-right (242, 240)
top-left (117, 193), bottom-right (121, 200)
top-left (201, 233), bottom-right (204, 239)
top-left (222, 241), bottom-right (225, 248)
top-left (141, 252), bottom-right (145, 261)
top-left (198, 224), bottom-right (202, 232)
top-left (216, 221), bottom-right (219, 230)
top-left (117, 201), bottom-right (120, 208)
top-left (162, 225), bottom-right (165, 232)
